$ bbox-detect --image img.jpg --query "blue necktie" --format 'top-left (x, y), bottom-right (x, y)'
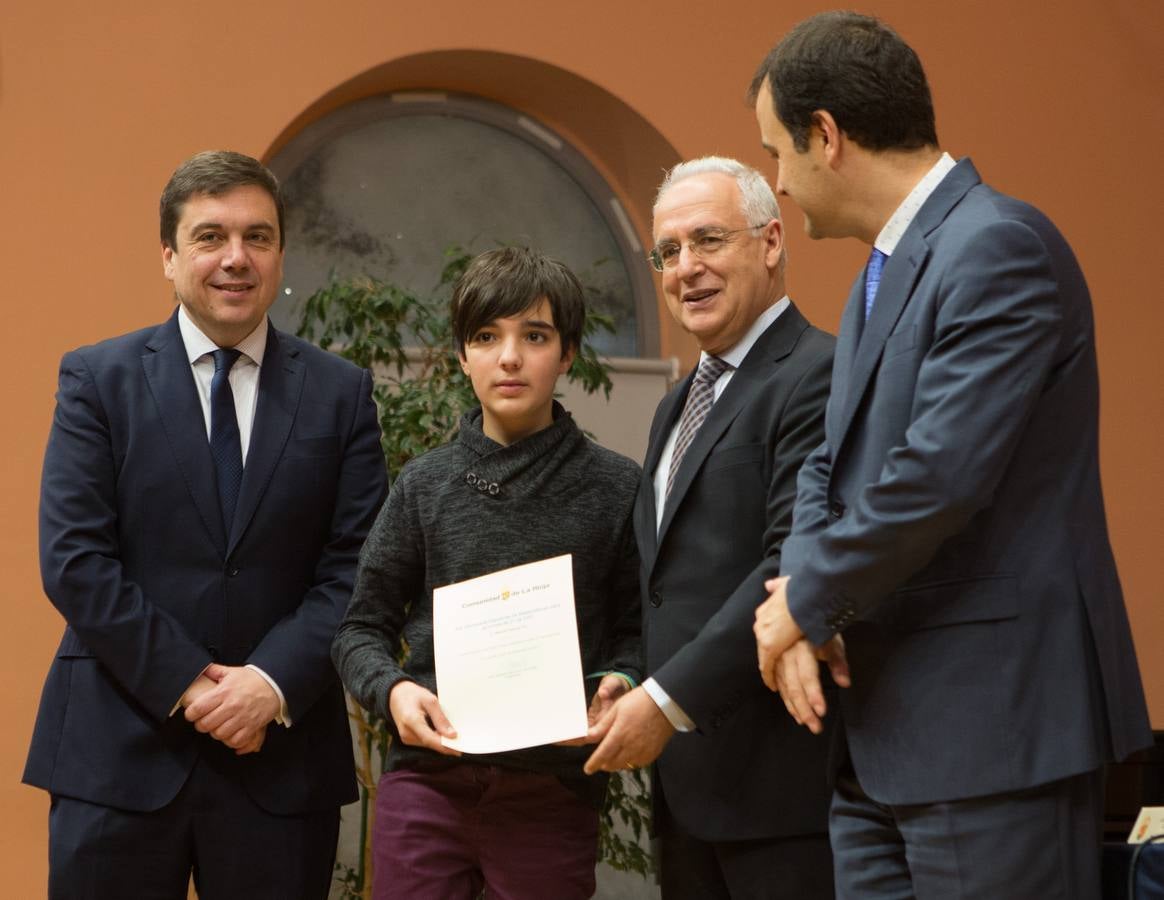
top-left (865, 248), bottom-right (888, 320)
top-left (209, 349), bottom-right (243, 535)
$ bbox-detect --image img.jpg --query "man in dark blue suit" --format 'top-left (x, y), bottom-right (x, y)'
top-left (24, 151), bottom-right (387, 898)
top-left (747, 13), bottom-right (1151, 898)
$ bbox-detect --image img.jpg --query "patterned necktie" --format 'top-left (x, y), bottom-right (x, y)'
top-left (666, 355), bottom-right (731, 499)
top-left (865, 247), bottom-right (888, 320)
top-left (209, 348), bottom-right (243, 535)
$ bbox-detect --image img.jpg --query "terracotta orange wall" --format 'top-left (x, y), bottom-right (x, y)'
top-left (2, 1), bottom-right (1160, 892)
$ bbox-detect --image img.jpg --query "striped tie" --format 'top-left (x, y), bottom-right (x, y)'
top-left (666, 355), bottom-right (731, 499)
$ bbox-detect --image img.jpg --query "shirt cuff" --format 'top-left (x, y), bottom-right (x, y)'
top-left (643, 677), bottom-right (695, 733)
top-left (246, 664), bottom-right (291, 727)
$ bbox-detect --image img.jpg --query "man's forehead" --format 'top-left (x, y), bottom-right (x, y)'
top-left (178, 187), bottom-right (278, 226)
top-left (653, 177), bottom-right (742, 238)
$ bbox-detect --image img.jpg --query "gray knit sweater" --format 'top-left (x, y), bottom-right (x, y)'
top-left (332, 403), bottom-right (642, 805)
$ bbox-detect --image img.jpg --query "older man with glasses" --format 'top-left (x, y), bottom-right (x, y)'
top-left (584, 156), bottom-right (839, 899)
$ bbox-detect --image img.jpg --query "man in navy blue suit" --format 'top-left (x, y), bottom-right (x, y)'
top-left (24, 150), bottom-right (386, 898)
top-left (748, 12), bottom-right (1151, 898)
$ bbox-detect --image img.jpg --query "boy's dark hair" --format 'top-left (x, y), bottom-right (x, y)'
top-left (748, 11), bottom-right (938, 153)
top-left (160, 150), bottom-right (285, 250)
top-left (450, 247), bottom-right (585, 358)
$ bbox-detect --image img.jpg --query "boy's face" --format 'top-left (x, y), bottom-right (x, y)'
top-left (459, 297), bottom-right (575, 446)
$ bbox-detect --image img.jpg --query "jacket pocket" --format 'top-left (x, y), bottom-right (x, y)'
top-left (884, 325), bottom-right (918, 360)
top-left (703, 443), bottom-right (763, 474)
top-left (283, 435), bottom-right (339, 460)
top-left (883, 575), bottom-right (1018, 631)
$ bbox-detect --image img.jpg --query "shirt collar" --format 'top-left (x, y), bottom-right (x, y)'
top-left (177, 305), bottom-right (268, 367)
top-left (706, 296), bottom-right (790, 370)
top-left (874, 152), bottom-right (956, 256)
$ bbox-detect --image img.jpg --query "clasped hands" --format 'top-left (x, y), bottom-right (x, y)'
top-left (182, 663), bottom-right (282, 755)
top-left (755, 576), bottom-right (850, 734)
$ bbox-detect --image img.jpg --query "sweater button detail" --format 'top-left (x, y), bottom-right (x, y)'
top-left (488, 483), bottom-right (500, 496)
top-left (465, 473), bottom-right (478, 486)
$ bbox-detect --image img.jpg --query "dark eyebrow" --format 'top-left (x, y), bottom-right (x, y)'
top-left (522, 318), bottom-right (557, 331)
top-left (187, 220), bottom-right (276, 235)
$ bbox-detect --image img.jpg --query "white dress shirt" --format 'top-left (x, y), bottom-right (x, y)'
top-left (873, 152), bottom-right (956, 255)
top-left (175, 306), bottom-right (290, 725)
top-left (644, 297), bottom-right (791, 732)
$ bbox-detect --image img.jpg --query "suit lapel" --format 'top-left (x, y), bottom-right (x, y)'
top-left (228, 327), bottom-right (304, 554)
top-left (834, 238), bottom-right (928, 446)
top-left (656, 305), bottom-right (807, 549)
top-left (141, 312), bottom-right (228, 552)
top-left (637, 378), bottom-right (688, 567)
top-left (833, 158), bottom-right (981, 452)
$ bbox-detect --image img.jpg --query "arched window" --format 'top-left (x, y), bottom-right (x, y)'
top-left (267, 92), bottom-right (655, 357)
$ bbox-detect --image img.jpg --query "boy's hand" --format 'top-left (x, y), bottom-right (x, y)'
top-left (388, 681), bottom-right (461, 756)
top-left (586, 674), bottom-right (631, 727)
top-left (557, 674), bottom-right (630, 746)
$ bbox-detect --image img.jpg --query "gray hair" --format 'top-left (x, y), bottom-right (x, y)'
top-left (654, 156), bottom-right (781, 226)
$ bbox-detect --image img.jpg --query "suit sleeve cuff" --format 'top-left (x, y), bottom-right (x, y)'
top-left (247, 664), bottom-right (291, 727)
top-left (170, 663), bottom-right (212, 717)
top-left (643, 677), bottom-right (695, 733)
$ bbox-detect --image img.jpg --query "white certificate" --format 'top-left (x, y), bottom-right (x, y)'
top-left (432, 554), bottom-right (588, 754)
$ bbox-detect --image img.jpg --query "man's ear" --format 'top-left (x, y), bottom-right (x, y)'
top-left (162, 243), bottom-right (175, 280)
top-left (762, 217), bottom-right (785, 270)
top-left (811, 110), bottom-right (844, 167)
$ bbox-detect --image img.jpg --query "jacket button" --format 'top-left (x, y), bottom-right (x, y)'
top-left (650, 591), bottom-right (662, 608)
top-left (228, 567), bottom-right (240, 577)
top-left (829, 501), bottom-right (845, 519)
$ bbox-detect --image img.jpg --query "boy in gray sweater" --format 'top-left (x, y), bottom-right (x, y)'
top-left (333, 247), bottom-right (642, 899)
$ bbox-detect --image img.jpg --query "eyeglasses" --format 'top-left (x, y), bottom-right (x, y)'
top-left (648, 224), bottom-right (768, 272)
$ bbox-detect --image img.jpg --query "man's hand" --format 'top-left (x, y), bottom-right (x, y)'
top-left (757, 577), bottom-right (851, 734)
top-left (583, 686), bottom-right (675, 775)
top-left (180, 671), bottom-right (222, 708)
top-left (387, 681), bottom-right (460, 757)
top-left (232, 725), bottom-right (268, 756)
top-left (754, 576), bottom-right (805, 684)
top-left (184, 664), bottom-right (280, 752)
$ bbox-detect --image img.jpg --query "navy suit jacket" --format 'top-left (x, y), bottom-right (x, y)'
top-left (24, 311), bottom-right (387, 814)
top-left (781, 159), bottom-right (1151, 805)
top-left (636, 302), bottom-right (837, 842)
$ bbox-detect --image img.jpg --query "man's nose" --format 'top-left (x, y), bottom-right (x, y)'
top-left (675, 243), bottom-right (705, 279)
top-left (220, 237), bottom-right (249, 269)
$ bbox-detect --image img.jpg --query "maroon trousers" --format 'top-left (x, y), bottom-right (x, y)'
top-left (372, 762), bottom-right (599, 899)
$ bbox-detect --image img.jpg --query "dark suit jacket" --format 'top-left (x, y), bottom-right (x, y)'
top-left (636, 302), bottom-right (837, 842)
top-left (782, 158), bottom-right (1151, 806)
top-left (24, 311), bottom-right (386, 815)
